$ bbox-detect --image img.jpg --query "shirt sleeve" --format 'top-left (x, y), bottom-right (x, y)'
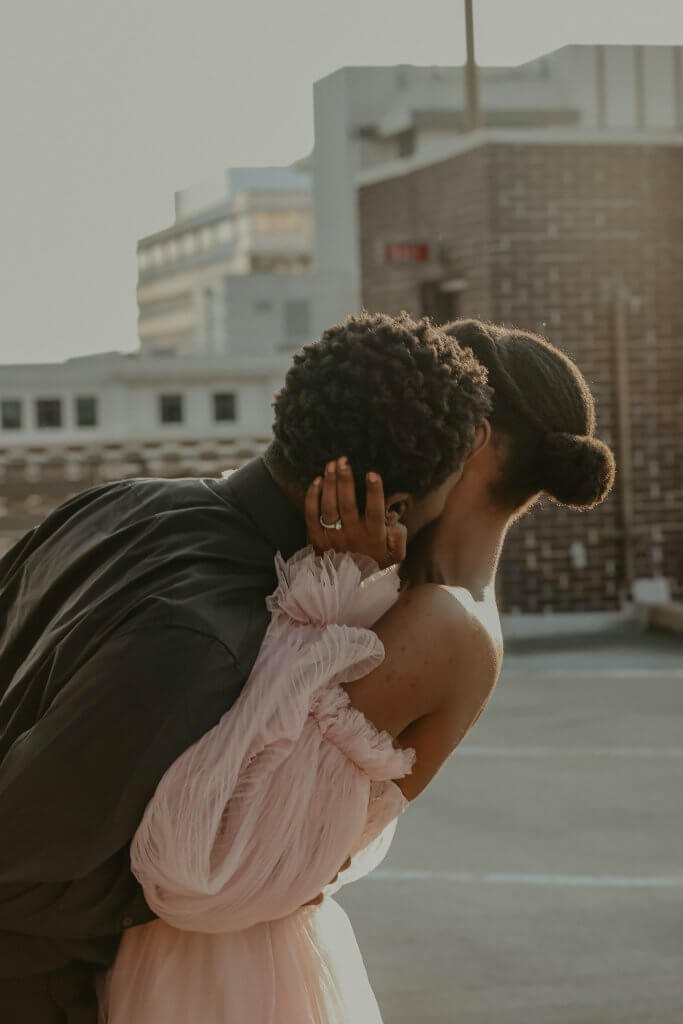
top-left (0, 622), bottom-right (240, 939)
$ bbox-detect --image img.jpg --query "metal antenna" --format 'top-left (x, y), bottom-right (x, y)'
top-left (464, 0), bottom-right (481, 131)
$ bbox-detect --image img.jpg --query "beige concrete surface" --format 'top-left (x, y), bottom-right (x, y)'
top-left (337, 635), bottom-right (683, 1024)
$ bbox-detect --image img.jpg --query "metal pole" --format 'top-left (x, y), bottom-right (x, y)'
top-left (595, 45), bottom-right (607, 131)
top-left (464, 0), bottom-right (481, 132)
top-left (634, 46), bottom-right (646, 132)
top-left (612, 279), bottom-right (635, 600)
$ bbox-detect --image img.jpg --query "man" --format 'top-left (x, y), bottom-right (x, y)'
top-left (0, 311), bottom-right (491, 1021)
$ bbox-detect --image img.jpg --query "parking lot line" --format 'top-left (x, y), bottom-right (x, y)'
top-left (503, 668), bottom-right (683, 679)
top-left (458, 745), bottom-right (683, 757)
top-left (370, 869), bottom-right (683, 888)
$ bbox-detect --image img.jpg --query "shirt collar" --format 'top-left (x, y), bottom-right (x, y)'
top-left (216, 456), bottom-right (307, 561)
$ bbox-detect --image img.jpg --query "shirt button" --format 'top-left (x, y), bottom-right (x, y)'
top-left (121, 916), bottom-right (135, 928)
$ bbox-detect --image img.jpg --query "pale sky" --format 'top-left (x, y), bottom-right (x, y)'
top-left (1, 0), bottom-right (681, 364)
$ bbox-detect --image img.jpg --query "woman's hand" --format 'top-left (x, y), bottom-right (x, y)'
top-left (301, 856), bottom-right (353, 907)
top-left (305, 458), bottom-right (407, 569)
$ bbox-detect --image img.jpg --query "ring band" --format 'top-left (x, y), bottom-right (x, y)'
top-left (320, 515), bottom-right (343, 530)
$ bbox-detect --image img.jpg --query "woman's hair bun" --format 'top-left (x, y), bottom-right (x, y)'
top-left (539, 432), bottom-right (616, 509)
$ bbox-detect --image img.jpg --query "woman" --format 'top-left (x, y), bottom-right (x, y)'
top-left (100, 319), bottom-right (615, 1022)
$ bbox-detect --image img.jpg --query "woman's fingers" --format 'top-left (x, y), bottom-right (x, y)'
top-left (364, 472), bottom-right (386, 539)
top-left (327, 854), bottom-right (353, 887)
top-left (387, 519), bottom-right (408, 563)
top-left (304, 477), bottom-right (326, 550)
top-left (306, 463), bottom-right (404, 565)
top-left (335, 457), bottom-right (361, 528)
top-left (320, 461), bottom-right (341, 532)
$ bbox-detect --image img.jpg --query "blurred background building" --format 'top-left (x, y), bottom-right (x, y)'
top-left (136, 165), bottom-right (315, 356)
top-left (312, 44), bottom-right (683, 326)
top-left (0, 350), bottom-right (287, 556)
top-left (1, 43), bottom-right (681, 617)
top-left (358, 139), bottom-right (682, 612)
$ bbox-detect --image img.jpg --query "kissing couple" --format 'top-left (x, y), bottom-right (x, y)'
top-left (0, 312), bottom-right (615, 1023)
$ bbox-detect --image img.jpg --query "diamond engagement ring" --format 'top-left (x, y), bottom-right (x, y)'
top-left (320, 515), bottom-right (343, 530)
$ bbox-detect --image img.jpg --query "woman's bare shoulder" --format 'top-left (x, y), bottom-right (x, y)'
top-left (375, 584), bottom-right (502, 802)
top-left (387, 582), bottom-right (501, 662)
top-left (341, 582), bottom-right (500, 740)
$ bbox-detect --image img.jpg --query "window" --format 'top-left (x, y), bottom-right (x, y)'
top-left (251, 209), bottom-right (312, 236)
top-left (217, 220), bottom-right (233, 244)
top-left (1, 399), bottom-right (22, 430)
top-left (36, 398), bottom-right (63, 429)
top-left (396, 129), bottom-right (415, 158)
top-left (213, 392), bottom-right (236, 422)
top-left (75, 395), bottom-right (98, 427)
top-left (138, 293), bottom-right (191, 320)
top-left (250, 254), bottom-right (311, 273)
top-left (284, 300), bottom-right (311, 345)
top-left (159, 394), bottom-right (184, 424)
top-left (420, 281), bottom-right (461, 325)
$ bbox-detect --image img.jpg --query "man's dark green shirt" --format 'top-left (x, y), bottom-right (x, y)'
top-left (0, 457), bottom-right (306, 1021)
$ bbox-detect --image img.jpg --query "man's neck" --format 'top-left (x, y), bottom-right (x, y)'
top-left (262, 444), bottom-right (306, 513)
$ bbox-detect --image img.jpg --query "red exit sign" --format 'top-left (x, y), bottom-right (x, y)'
top-left (385, 242), bottom-right (430, 264)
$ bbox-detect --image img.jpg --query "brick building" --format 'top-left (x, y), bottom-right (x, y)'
top-left (359, 137), bottom-right (683, 612)
top-left (0, 438), bottom-right (271, 560)
top-left (0, 351), bottom-right (285, 557)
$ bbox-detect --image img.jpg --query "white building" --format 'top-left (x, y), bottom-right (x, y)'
top-left (311, 44), bottom-right (683, 326)
top-left (136, 166), bottom-right (316, 356)
top-left (0, 350), bottom-right (290, 554)
top-left (0, 350), bottom-right (288, 448)
top-left (134, 44), bottom-right (683, 355)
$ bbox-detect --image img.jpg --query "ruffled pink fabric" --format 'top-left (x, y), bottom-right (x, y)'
top-left (100, 549), bottom-right (415, 1023)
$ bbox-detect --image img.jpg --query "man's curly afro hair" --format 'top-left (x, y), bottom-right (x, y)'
top-left (270, 310), bottom-right (492, 504)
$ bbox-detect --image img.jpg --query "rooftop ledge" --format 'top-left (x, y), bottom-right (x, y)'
top-left (355, 128), bottom-right (683, 188)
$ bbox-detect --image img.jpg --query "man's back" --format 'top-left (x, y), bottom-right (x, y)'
top-left (0, 458), bottom-right (305, 1021)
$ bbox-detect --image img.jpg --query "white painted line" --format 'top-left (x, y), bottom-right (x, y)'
top-left (371, 869), bottom-right (683, 889)
top-left (503, 668), bottom-right (683, 680)
top-left (457, 745), bottom-right (683, 758)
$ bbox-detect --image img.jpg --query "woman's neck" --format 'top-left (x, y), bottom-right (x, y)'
top-left (406, 476), bottom-right (514, 600)
top-left (432, 511), bottom-right (509, 598)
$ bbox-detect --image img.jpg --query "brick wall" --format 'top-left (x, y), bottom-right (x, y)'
top-left (0, 438), bottom-right (269, 559)
top-left (360, 147), bottom-right (493, 320)
top-left (359, 142), bottom-right (683, 612)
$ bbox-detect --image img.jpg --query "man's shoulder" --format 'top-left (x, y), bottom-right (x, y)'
top-left (70, 473), bottom-right (232, 509)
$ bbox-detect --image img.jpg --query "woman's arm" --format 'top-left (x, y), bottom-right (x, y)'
top-left (343, 583), bottom-right (501, 802)
top-left (304, 461), bottom-right (501, 802)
